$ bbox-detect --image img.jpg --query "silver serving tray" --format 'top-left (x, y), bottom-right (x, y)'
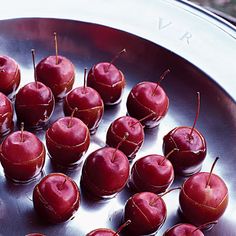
top-left (0, 1), bottom-right (236, 236)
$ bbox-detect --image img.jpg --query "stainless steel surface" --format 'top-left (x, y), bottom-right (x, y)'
top-left (0, 1), bottom-right (235, 236)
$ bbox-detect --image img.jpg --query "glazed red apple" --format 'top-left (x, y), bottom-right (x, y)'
top-left (163, 223), bottom-right (204, 236)
top-left (64, 86), bottom-right (104, 134)
top-left (106, 116), bottom-right (144, 160)
top-left (81, 147), bottom-right (129, 198)
top-left (87, 49), bottom-right (126, 105)
top-left (86, 220), bottom-right (131, 236)
top-left (33, 173), bottom-right (80, 223)
top-left (46, 114), bottom-right (90, 166)
top-left (15, 81), bottom-right (55, 129)
top-left (126, 69), bottom-right (170, 128)
top-left (129, 153), bottom-right (174, 194)
top-left (15, 50), bottom-right (55, 129)
top-left (0, 55), bottom-right (21, 97)
top-left (123, 191), bottom-right (167, 235)
top-left (0, 92), bottom-right (14, 138)
top-left (179, 158), bottom-right (228, 227)
top-left (0, 127), bottom-right (45, 182)
top-left (163, 92), bottom-right (206, 176)
top-left (36, 33), bottom-right (75, 100)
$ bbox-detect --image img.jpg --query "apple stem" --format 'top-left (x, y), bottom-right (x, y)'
top-left (191, 221), bottom-right (218, 233)
top-left (68, 107), bottom-right (78, 128)
top-left (113, 220), bottom-right (131, 236)
top-left (54, 32), bottom-right (59, 65)
top-left (20, 122), bottom-right (24, 142)
top-left (149, 187), bottom-right (181, 206)
top-left (31, 49), bottom-right (38, 89)
top-left (58, 178), bottom-right (67, 191)
top-left (111, 132), bottom-right (129, 162)
top-left (189, 92), bottom-right (201, 140)
top-left (107, 48), bottom-right (126, 71)
top-left (206, 157), bottom-right (219, 188)
top-left (130, 112), bottom-right (155, 127)
top-left (160, 148), bottom-right (179, 165)
top-left (152, 69), bottom-right (170, 96)
top-left (83, 67), bottom-right (87, 92)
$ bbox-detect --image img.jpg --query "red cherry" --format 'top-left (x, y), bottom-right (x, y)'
top-left (87, 49), bottom-right (126, 105)
top-left (86, 229), bottom-right (116, 236)
top-left (15, 50), bottom-right (55, 129)
top-left (163, 223), bottom-right (204, 236)
top-left (163, 92), bottom-right (207, 176)
top-left (86, 220), bottom-right (131, 236)
top-left (64, 82), bottom-right (104, 134)
top-left (126, 69), bottom-right (170, 128)
top-left (33, 173), bottom-right (80, 223)
top-left (81, 147), bottom-right (129, 198)
top-left (0, 92), bottom-right (14, 138)
top-left (0, 55), bottom-right (21, 97)
top-left (179, 158), bottom-right (228, 228)
top-left (36, 33), bottom-right (75, 100)
top-left (123, 192), bottom-right (167, 235)
top-left (46, 113), bottom-right (90, 166)
top-left (0, 125), bottom-right (45, 182)
top-left (129, 152), bottom-right (175, 194)
top-left (106, 116), bottom-right (144, 160)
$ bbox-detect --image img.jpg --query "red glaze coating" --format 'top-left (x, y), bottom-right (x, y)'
top-left (86, 229), bottom-right (116, 236)
top-left (81, 147), bottom-right (129, 198)
top-left (64, 86), bottom-right (104, 134)
top-left (124, 192), bottom-right (167, 235)
top-left (106, 116), bottom-right (144, 160)
top-left (87, 62), bottom-right (125, 105)
top-left (46, 117), bottom-right (90, 166)
top-left (33, 173), bottom-right (80, 223)
top-left (129, 154), bottom-right (174, 193)
top-left (36, 55), bottom-right (75, 100)
top-left (15, 82), bottom-right (55, 129)
top-left (0, 55), bottom-right (21, 97)
top-left (0, 130), bottom-right (45, 182)
top-left (0, 92), bottom-right (14, 138)
top-left (163, 223), bottom-right (204, 236)
top-left (126, 81), bottom-right (169, 128)
top-left (179, 172), bottom-right (228, 227)
top-left (163, 126), bottom-right (207, 176)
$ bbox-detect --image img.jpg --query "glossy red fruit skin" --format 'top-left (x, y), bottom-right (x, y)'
top-left (163, 223), bottom-right (204, 236)
top-left (106, 116), bottom-right (144, 160)
top-left (0, 131), bottom-right (45, 183)
top-left (87, 62), bottom-right (125, 105)
top-left (163, 126), bottom-right (207, 176)
top-left (15, 82), bottom-right (55, 129)
top-left (33, 173), bottom-right (80, 224)
top-left (179, 172), bottom-right (228, 227)
top-left (126, 81), bottom-right (169, 128)
top-left (36, 55), bottom-right (75, 100)
top-left (124, 192), bottom-right (167, 235)
top-left (0, 55), bottom-right (21, 97)
top-left (129, 154), bottom-right (174, 194)
top-left (81, 147), bottom-right (129, 198)
top-left (64, 86), bottom-right (104, 134)
top-left (46, 117), bottom-right (90, 166)
top-left (86, 229), bottom-right (116, 236)
top-left (0, 92), bottom-right (14, 138)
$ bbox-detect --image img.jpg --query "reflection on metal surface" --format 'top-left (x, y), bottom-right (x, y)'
top-left (0, 18), bottom-right (235, 236)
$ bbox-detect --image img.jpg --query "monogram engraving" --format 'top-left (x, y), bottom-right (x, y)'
top-left (157, 17), bottom-right (192, 44)
top-left (180, 32), bottom-right (192, 44)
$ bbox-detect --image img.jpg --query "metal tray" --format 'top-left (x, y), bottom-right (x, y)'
top-left (0, 8), bottom-right (236, 236)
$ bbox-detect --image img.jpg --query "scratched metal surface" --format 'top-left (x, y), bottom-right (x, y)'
top-left (0, 2), bottom-right (236, 236)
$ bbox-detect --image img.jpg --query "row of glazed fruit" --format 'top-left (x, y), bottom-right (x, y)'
top-left (0, 34), bottom-right (228, 235)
